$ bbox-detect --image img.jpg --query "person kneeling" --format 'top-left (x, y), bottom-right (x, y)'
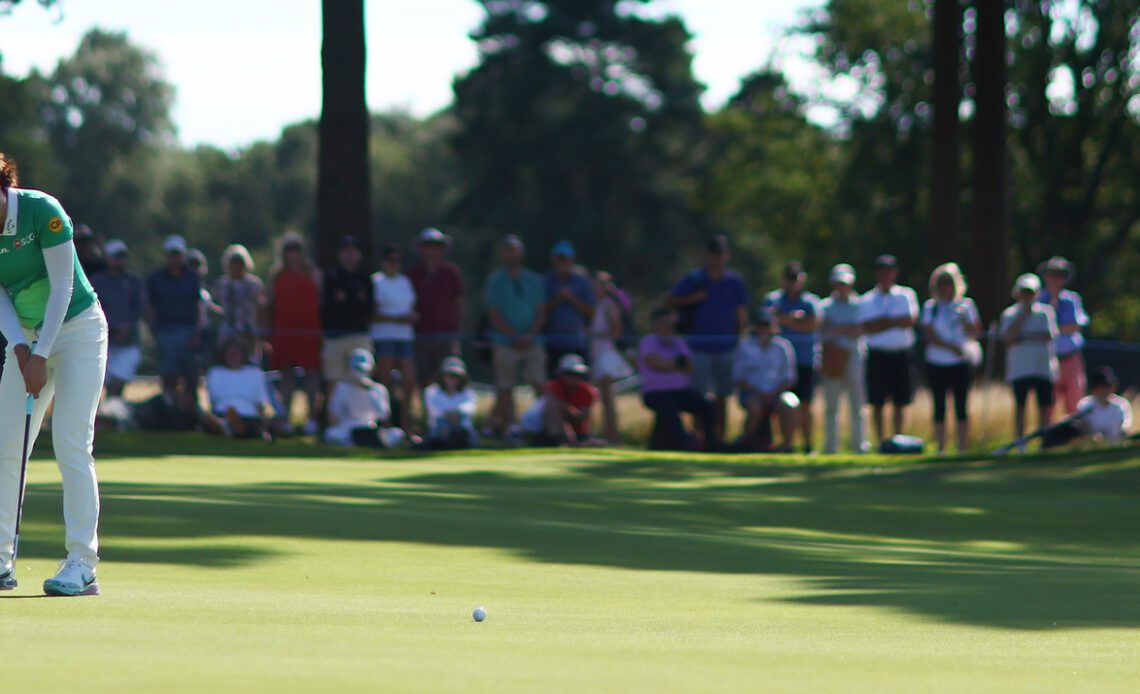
top-left (325, 348), bottom-right (405, 448)
top-left (733, 311), bottom-right (798, 452)
top-left (423, 356), bottom-right (478, 450)
top-left (523, 354), bottom-right (599, 446)
top-left (206, 340), bottom-right (273, 440)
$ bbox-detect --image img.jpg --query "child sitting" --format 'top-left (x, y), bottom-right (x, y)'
top-left (423, 356), bottom-right (479, 450)
top-left (206, 340), bottom-right (273, 439)
top-left (325, 349), bottom-right (404, 448)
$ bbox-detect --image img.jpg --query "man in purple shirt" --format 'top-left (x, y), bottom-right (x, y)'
top-left (639, 307), bottom-right (715, 450)
top-left (666, 235), bottom-right (748, 443)
top-left (1037, 256), bottom-right (1090, 416)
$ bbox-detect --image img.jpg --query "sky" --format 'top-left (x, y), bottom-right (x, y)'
top-left (1, 0), bottom-right (823, 148)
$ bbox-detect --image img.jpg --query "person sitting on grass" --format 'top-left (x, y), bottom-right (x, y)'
top-left (1075, 368), bottom-right (1133, 444)
top-left (733, 311), bottom-right (798, 452)
top-left (638, 306), bottom-right (715, 451)
top-left (325, 348), bottom-right (405, 448)
top-left (423, 356), bottom-right (478, 450)
top-left (522, 354), bottom-right (599, 447)
top-left (1000, 273), bottom-right (1058, 452)
top-left (205, 339), bottom-right (273, 440)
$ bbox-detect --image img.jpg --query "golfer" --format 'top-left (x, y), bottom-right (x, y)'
top-left (0, 152), bottom-right (106, 596)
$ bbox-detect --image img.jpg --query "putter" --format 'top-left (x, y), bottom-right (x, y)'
top-left (2, 394), bottom-right (35, 590)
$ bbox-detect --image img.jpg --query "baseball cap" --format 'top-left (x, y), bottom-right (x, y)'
top-left (874, 254), bottom-right (898, 269)
top-left (1014, 272), bottom-right (1042, 294)
top-left (1037, 255), bottom-right (1075, 280)
top-left (163, 234), bottom-right (188, 254)
top-left (502, 234), bottom-right (524, 251)
top-left (557, 353), bottom-right (589, 376)
top-left (551, 240), bottom-right (575, 258)
top-left (830, 263), bottom-right (856, 285)
top-left (1089, 367), bottom-right (1119, 390)
top-left (440, 356), bottom-right (468, 378)
top-left (104, 239), bottom-right (128, 257)
top-left (417, 227), bottom-right (449, 245)
top-left (74, 224), bottom-right (94, 240)
top-left (706, 235), bottom-right (730, 253)
top-left (339, 235), bottom-right (360, 249)
top-left (783, 260), bottom-right (805, 279)
top-left (348, 348), bottom-right (375, 375)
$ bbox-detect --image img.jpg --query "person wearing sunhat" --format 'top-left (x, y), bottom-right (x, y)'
top-left (733, 310), bottom-right (798, 452)
top-left (860, 254), bottom-right (919, 447)
top-left (90, 239), bottom-right (147, 398)
top-left (409, 228), bottom-right (465, 387)
top-left (1075, 367), bottom-right (1132, 443)
top-left (324, 347), bottom-right (404, 448)
top-left (525, 353), bottom-right (599, 446)
top-left (423, 355), bottom-right (478, 449)
top-left (1037, 256), bottom-right (1090, 416)
top-left (543, 240), bottom-right (596, 377)
top-left (819, 263), bottom-right (869, 454)
top-left (1000, 273), bottom-right (1059, 450)
top-left (146, 234), bottom-right (204, 395)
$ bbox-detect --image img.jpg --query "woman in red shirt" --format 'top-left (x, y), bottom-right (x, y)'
top-left (268, 231), bottom-right (323, 435)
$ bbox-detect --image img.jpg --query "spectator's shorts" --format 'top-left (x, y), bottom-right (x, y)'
top-left (323, 334), bottom-right (372, 383)
top-left (493, 343), bottom-right (547, 390)
top-left (373, 339), bottom-right (414, 360)
top-left (1012, 377), bottom-right (1055, 409)
top-left (866, 349), bottom-right (914, 407)
top-left (691, 350), bottom-right (735, 398)
top-left (155, 326), bottom-right (198, 379)
top-left (105, 344), bottom-right (141, 384)
top-left (415, 335), bottom-right (461, 386)
top-left (793, 365), bottom-right (815, 404)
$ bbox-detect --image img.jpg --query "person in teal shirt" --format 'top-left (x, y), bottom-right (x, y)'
top-left (0, 152), bottom-right (106, 597)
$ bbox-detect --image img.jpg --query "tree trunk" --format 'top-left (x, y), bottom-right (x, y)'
top-left (929, 0), bottom-right (962, 263)
top-left (318, 0), bottom-right (370, 269)
top-left (970, 0), bottom-right (1007, 323)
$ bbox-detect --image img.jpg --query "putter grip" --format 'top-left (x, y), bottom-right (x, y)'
top-left (25, 394), bottom-right (34, 416)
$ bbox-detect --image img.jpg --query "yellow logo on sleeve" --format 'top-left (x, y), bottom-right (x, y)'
top-left (48, 217), bottom-right (64, 233)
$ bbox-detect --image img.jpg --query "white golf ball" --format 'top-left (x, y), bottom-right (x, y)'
top-left (473, 607), bottom-right (487, 622)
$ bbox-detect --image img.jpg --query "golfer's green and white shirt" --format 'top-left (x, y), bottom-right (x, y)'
top-left (1, 187), bottom-right (97, 330)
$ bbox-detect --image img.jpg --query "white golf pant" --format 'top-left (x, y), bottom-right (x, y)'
top-left (822, 350), bottom-right (868, 454)
top-left (0, 306), bottom-right (107, 567)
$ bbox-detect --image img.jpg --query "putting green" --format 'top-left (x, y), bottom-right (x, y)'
top-left (4, 440), bottom-right (1139, 692)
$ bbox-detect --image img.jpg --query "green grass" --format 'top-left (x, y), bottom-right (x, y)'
top-left (5, 435), bottom-right (1140, 692)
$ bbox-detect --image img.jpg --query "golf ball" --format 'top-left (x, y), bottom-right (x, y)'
top-left (473, 607), bottom-right (487, 622)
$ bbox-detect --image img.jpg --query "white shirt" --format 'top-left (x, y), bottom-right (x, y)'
top-left (206, 365), bottom-right (271, 418)
top-left (732, 336), bottom-right (796, 395)
top-left (325, 379), bottom-right (391, 446)
top-left (1000, 302), bottom-right (1058, 382)
top-left (862, 284), bottom-right (919, 351)
top-left (1077, 395), bottom-right (1132, 442)
top-left (921, 298), bottom-right (980, 366)
top-left (424, 383), bottom-right (477, 437)
top-left (370, 272), bottom-right (416, 341)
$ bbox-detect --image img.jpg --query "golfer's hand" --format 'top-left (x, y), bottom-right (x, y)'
top-left (13, 343), bottom-right (32, 373)
top-left (22, 355), bottom-right (48, 398)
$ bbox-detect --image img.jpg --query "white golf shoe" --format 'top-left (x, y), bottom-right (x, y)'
top-left (43, 559), bottom-right (100, 597)
top-left (0, 560), bottom-right (14, 590)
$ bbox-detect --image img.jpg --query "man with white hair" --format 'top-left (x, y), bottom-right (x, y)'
top-left (90, 240), bottom-right (147, 398)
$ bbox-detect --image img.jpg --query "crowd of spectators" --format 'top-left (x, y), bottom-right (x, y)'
top-left (63, 226), bottom-right (1132, 455)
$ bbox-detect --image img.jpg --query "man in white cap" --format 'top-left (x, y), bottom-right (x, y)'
top-left (860, 254), bottom-right (920, 446)
top-left (1000, 273), bottom-right (1059, 450)
top-left (90, 240), bottom-right (147, 398)
top-left (524, 353), bottom-right (598, 446)
top-left (818, 263), bottom-right (869, 454)
top-left (146, 234), bottom-right (204, 394)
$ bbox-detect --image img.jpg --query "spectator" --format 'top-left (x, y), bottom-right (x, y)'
top-left (205, 339), bottom-right (273, 440)
top-left (638, 307), bottom-right (714, 450)
top-left (268, 232), bottom-right (324, 436)
top-left (90, 239), bottom-right (147, 398)
top-left (1038, 256), bottom-right (1090, 416)
top-left (523, 354), bottom-right (598, 446)
top-left (321, 235), bottom-right (374, 393)
top-left (589, 271), bottom-right (634, 443)
top-left (188, 248), bottom-right (223, 362)
top-left (214, 243), bottom-right (265, 358)
top-left (325, 348), bottom-right (403, 448)
top-left (74, 224), bottom-right (106, 277)
top-left (423, 356), bottom-right (478, 450)
top-left (370, 242), bottom-right (417, 431)
top-left (1075, 368), bottom-right (1133, 443)
top-left (147, 234), bottom-right (203, 394)
top-left (408, 228), bottom-right (465, 387)
top-left (861, 254), bottom-right (919, 446)
top-left (543, 240), bottom-right (595, 374)
top-left (733, 311), bottom-right (798, 452)
top-left (921, 263), bottom-right (982, 454)
top-left (819, 263), bottom-right (868, 454)
top-left (485, 235), bottom-right (547, 434)
top-left (1000, 273), bottom-right (1059, 452)
top-left (765, 260), bottom-right (821, 453)
top-left (666, 235), bottom-right (748, 444)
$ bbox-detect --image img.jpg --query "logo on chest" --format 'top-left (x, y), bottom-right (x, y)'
top-left (6, 232), bottom-right (37, 252)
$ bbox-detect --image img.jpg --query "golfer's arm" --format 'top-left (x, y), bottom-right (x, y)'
top-left (34, 242), bottom-right (76, 358)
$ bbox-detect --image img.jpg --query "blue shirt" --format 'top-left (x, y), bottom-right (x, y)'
top-left (543, 271), bottom-right (595, 352)
top-left (671, 268), bottom-right (748, 354)
top-left (764, 288), bottom-right (821, 367)
top-left (1038, 289), bottom-right (1088, 357)
top-left (485, 268), bottom-right (545, 346)
top-left (147, 266), bottom-right (201, 330)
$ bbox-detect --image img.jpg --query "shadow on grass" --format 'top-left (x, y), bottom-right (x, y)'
top-left (19, 446), bottom-right (1140, 630)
